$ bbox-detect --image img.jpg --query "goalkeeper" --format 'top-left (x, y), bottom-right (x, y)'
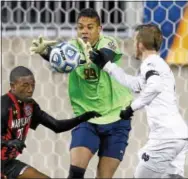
top-left (30, 8), bottom-right (133, 178)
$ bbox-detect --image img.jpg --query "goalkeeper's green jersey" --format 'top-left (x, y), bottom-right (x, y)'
top-left (68, 34), bottom-right (133, 124)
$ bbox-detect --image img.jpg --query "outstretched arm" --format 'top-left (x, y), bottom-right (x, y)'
top-left (31, 103), bottom-right (101, 133)
top-left (89, 49), bottom-right (143, 93)
top-left (103, 61), bottom-right (143, 93)
top-left (120, 68), bottom-right (163, 120)
top-left (131, 74), bottom-right (162, 111)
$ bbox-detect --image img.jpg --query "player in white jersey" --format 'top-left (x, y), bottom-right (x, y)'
top-left (89, 24), bottom-right (188, 178)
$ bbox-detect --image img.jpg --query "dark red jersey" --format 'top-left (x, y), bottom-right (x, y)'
top-left (1, 92), bottom-right (39, 160)
top-left (1, 92), bottom-right (95, 161)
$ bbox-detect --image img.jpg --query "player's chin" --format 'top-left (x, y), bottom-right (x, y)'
top-left (24, 96), bottom-right (33, 102)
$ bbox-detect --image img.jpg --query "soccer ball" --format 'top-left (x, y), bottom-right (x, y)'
top-left (49, 42), bottom-right (80, 73)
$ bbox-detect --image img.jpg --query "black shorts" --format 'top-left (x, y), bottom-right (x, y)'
top-left (1, 159), bottom-right (29, 179)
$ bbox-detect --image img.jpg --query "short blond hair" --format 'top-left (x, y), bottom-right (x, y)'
top-left (135, 24), bottom-right (163, 51)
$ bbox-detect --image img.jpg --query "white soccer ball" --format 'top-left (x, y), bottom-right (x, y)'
top-left (49, 42), bottom-right (80, 73)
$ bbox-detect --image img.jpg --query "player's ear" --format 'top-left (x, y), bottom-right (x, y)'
top-left (138, 42), bottom-right (145, 51)
top-left (10, 82), bottom-right (17, 92)
top-left (98, 25), bottom-right (102, 33)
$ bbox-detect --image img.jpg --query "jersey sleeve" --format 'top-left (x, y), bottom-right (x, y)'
top-left (30, 101), bottom-right (57, 130)
top-left (30, 100), bottom-right (96, 133)
top-left (131, 60), bottom-right (163, 111)
top-left (30, 101), bottom-right (43, 130)
top-left (96, 35), bottom-right (122, 63)
top-left (140, 60), bottom-right (160, 80)
top-left (103, 61), bottom-right (143, 93)
top-left (30, 101), bottom-right (56, 130)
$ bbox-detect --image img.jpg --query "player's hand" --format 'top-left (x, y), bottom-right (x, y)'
top-left (78, 111), bottom-right (102, 121)
top-left (120, 106), bottom-right (134, 120)
top-left (77, 38), bottom-right (92, 64)
top-left (89, 48), bottom-right (109, 69)
top-left (30, 35), bottom-right (57, 55)
top-left (6, 139), bottom-right (26, 153)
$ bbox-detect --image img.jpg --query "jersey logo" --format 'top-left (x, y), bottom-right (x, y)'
top-left (13, 110), bottom-right (18, 115)
top-left (142, 152), bottom-right (150, 162)
top-left (24, 105), bottom-right (32, 116)
top-left (108, 41), bottom-right (116, 51)
top-left (120, 150), bottom-right (124, 154)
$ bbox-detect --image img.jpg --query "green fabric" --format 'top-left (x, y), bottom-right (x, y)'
top-left (68, 34), bottom-right (133, 124)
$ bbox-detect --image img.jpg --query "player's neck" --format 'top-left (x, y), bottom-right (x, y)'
top-left (91, 38), bottom-right (100, 47)
top-left (141, 50), bottom-right (158, 61)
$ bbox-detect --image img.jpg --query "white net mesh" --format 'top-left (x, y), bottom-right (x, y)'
top-left (1, 1), bottom-right (188, 178)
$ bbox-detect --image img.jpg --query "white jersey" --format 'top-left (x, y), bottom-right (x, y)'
top-left (104, 54), bottom-right (188, 139)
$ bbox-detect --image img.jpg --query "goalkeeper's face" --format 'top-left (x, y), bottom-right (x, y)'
top-left (77, 17), bottom-right (102, 46)
top-left (11, 75), bottom-right (35, 102)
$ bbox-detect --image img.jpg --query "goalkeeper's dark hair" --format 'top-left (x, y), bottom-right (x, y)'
top-left (10, 66), bottom-right (34, 83)
top-left (135, 23), bottom-right (163, 51)
top-left (77, 8), bottom-right (101, 25)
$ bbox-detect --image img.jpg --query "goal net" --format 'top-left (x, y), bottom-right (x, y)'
top-left (1, 1), bottom-right (188, 177)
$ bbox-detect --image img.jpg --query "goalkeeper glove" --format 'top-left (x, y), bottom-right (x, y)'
top-left (77, 111), bottom-right (101, 121)
top-left (30, 35), bottom-right (57, 55)
top-left (77, 38), bottom-right (92, 65)
top-left (120, 105), bottom-right (134, 120)
top-left (89, 48), bottom-right (110, 69)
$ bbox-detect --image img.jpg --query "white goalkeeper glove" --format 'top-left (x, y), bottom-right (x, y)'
top-left (30, 35), bottom-right (58, 55)
top-left (77, 38), bottom-right (93, 65)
